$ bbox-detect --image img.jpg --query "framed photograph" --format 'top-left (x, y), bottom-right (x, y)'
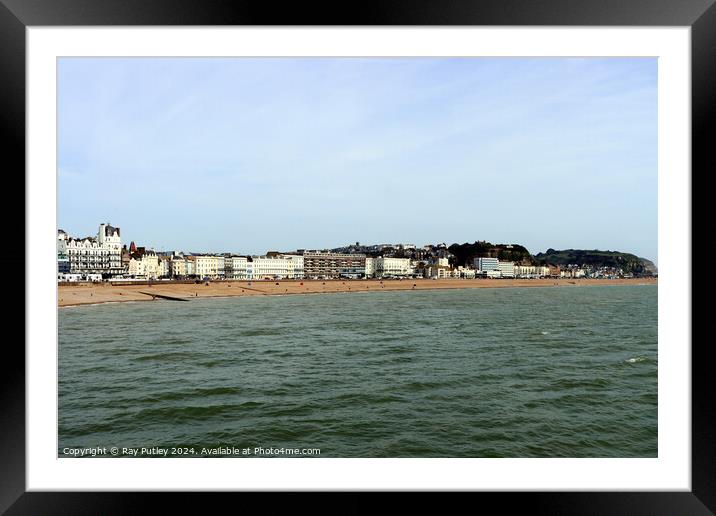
top-left (3, 0), bottom-right (709, 512)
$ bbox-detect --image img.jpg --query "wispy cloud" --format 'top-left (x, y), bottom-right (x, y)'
top-left (58, 57), bottom-right (657, 260)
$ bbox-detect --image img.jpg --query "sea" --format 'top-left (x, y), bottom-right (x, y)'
top-left (58, 284), bottom-right (657, 458)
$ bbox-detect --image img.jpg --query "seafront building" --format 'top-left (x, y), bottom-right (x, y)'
top-left (375, 257), bottom-right (411, 278)
top-left (194, 255), bottom-right (223, 279)
top-left (57, 223), bottom-right (124, 279)
top-left (302, 251), bottom-right (366, 279)
top-left (171, 255), bottom-right (187, 278)
top-left (424, 265), bottom-right (453, 279)
top-left (121, 245), bottom-right (131, 271)
top-left (250, 254), bottom-right (304, 280)
top-left (128, 251), bottom-right (161, 279)
top-left (456, 266), bottom-right (476, 279)
top-left (497, 261), bottom-right (515, 278)
top-left (158, 256), bottom-right (171, 278)
top-left (364, 257), bottom-right (376, 278)
top-left (474, 257), bottom-right (499, 272)
top-left (58, 222), bottom-right (650, 282)
top-left (58, 251), bottom-right (70, 274)
top-left (514, 265), bottom-right (551, 278)
top-left (224, 256), bottom-right (248, 280)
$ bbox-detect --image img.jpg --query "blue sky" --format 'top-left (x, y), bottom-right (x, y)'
top-left (58, 57), bottom-right (657, 261)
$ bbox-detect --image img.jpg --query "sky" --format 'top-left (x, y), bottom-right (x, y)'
top-left (58, 57), bottom-right (657, 262)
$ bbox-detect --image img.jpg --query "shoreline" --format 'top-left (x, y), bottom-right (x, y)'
top-left (58, 277), bottom-right (657, 308)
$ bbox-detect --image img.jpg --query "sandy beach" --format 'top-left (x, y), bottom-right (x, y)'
top-left (58, 277), bottom-right (657, 307)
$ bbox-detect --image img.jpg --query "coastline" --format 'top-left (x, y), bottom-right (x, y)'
top-left (58, 277), bottom-right (657, 308)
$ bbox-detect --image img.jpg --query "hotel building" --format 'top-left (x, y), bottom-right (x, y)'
top-left (250, 255), bottom-right (304, 279)
top-left (375, 257), bottom-right (411, 278)
top-left (57, 223), bottom-right (124, 278)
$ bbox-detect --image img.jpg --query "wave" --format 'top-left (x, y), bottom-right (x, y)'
top-left (133, 351), bottom-right (202, 362)
top-left (138, 386), bottom-right (242, 402)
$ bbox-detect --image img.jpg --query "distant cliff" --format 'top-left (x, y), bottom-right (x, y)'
top-left (533, 249), bottom-right (657, 275)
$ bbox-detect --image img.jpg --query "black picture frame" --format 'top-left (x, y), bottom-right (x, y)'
top-left (2, 0), bottom-right (708, 512)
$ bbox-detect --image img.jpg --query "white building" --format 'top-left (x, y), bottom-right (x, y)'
top-left (57, 223), bottom-right (124, 278)
top-left (58, 273), bottom-right (83, 282)
top-left (250, 254), bottom-right (304, 279)
top-left (286, 254), bottom-right (304, 279)
top-left (376, 257), bottom-right (411, 277)
top-left (456, 266), bottom-right (476, 279)
top-left (474, 257), bottom-right (499, 272)
top-left (364, 257), bottom-right (375, 278)
top-left (424, 265), bottom-right (453, 279)
top-left (194, 255), bottom-right (223, 279)
top-left (225, 256), bottom-right (249, 279)
top-left (497, 261), bottom-right (515, 278)
top-left (170, 255), bottom-right (187, 278)
top-left (128, 252), bottom-right (161, 279)
top-left (158, 257), bottom-right (171, 278)
top-left (514, 265), bottom-right (551, 278)
top-left (561, 268), bottom-right (586, 278)
top-left (127, 255), bottom-right (143, 278)
top-left (514, 265), bottom-right (531, 277)
top-left (185, 256), bottom-right (196, 277)
top-left (252, 256), bottom-right (286, 279)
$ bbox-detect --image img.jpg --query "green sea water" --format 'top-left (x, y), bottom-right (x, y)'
top-left (58, 284), bottom-right (657, 457)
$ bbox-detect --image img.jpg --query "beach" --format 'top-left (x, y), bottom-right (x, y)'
top-left (58, 277), bottom-right (657, 307)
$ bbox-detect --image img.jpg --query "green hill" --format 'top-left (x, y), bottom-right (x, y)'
top-left (448, 242), bottom-right (535, 267)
